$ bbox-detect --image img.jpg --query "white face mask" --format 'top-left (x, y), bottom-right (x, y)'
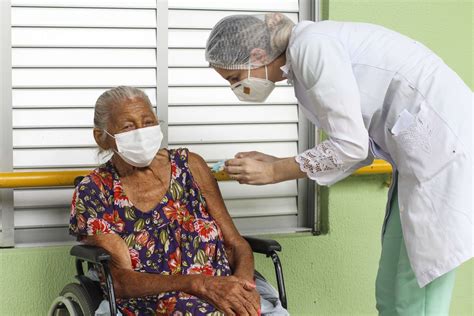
top-left (104, 125), bottom-right (163, 168)
top-left (230, 65), bottom-right (275, 103)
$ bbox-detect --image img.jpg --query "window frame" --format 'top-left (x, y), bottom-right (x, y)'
top-left (0, 0), bottom-right (321, 247)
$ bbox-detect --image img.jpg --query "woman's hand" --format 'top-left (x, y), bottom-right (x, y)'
top-left (234, 151), bottom-right (279, 163)
top-left (226, 153), bottom-right (307, 185)
top-left (225, 151), bottom-right (279, 185)
top-left (193, 275), bottom-right (260, 316)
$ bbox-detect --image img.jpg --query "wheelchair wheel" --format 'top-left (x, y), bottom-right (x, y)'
top-left (58, 283), bottom-right (97, 316)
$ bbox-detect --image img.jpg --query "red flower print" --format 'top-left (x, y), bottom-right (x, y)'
top-left (90, 173), bottom-right (103, 190)
top-left (194, 219), bottom-right (218, 242)
top-left (129, 248), bottom-right (141, 270)
top-left (90, 172), bottom-right (113, 193)
top-left (71, 192), bottom-right (77, 217)
top-left (181, 216), bottom-right (195, 232)
top-left (187, 263), bottom-right (214, 276)
top-left (163, 201), bottom-right (195, 232)
top-left (98, 171), bottom-right (113, 189)
top-left (156, 296), bottom-right (177, 315)
top-left (146, 238), bottom-right (155, 254)
top-left (178, 291), bottom-right (194, 300)
top-left (204, 243), bottom-right (216, 258)
top-left (170, 160), bottom-right (182, 179)
top-left (121, 307), bottom-right (135, 316)
top-left (87, 218), bottom-right (112, 235)
top-left (103, 210), bottom-right (125, 232)
top-left (77, 214), bottom-right (86, 232)
top-left (115, 221), bottom-right (124, 233)
top-left (113, 181), bottom-right (131, 208)
top-left (168, 248), bottom-right (182, 274)
top-left (113, 181), bottom-right (128, 203)
top-left (135, 230), bottom-right (150, 247)
top-left (163, 200), bottom-right (185, 221)
top-left (199, 203), bottom-right (209, 219)
top-left (174, 227), bottom-right (182, 244)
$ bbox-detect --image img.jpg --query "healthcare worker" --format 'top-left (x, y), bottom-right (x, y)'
top-left (205, 13), bottom-right (472, 315)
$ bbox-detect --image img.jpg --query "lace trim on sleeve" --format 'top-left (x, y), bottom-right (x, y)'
top-left (295, 141), bottom-right (343, 178)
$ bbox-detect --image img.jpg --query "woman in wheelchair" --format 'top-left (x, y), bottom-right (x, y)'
top-left (69, 86), bottom-right (265, 315)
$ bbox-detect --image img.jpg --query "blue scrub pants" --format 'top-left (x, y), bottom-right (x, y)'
top-left (375, 183), bottom-right (456, 316)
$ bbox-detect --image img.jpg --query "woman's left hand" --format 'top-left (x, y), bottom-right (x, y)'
top-left (225, 157), bottom-right (275, 185)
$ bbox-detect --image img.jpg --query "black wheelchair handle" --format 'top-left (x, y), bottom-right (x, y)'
top-left (243, 236), bottom-right (282, 256)
top-left (70, 245), bottom-right (111, 264)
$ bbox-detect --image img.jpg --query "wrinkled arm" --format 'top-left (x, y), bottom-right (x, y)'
top-left (84, 234), bottom-right (202, 298)
top-left (85, 234), bottom-right (258, 314)
top-left (189, 152), bottom-right (255, 283)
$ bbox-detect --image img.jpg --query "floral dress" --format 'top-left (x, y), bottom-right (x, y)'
top-left (69, 148), bottom-right (232, 316)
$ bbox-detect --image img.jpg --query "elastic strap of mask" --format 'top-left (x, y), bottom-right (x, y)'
top-left (247, 61), bottom-right (269, 80)
top-left (101, 130), bottom-right (119, 156)
top-left (103, 129), bottom-right (115, 139)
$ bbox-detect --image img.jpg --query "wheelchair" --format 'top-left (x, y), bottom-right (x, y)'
top-left (49, 175), bottom-right (287, 315)
top-left (49, 237), bottom-right (287, 316)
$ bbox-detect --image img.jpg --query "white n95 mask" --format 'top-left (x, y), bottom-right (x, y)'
top-left (104, 125), bottom-right (163, 167)
top-left (231, 65), bottom-right (275, 103)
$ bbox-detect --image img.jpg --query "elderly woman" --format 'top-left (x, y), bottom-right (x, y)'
top-left (69, 86), bottom-right (265, 315)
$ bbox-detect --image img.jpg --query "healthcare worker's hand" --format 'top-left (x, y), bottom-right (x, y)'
top-left (226, 152), bottom-right (307, 185)
top-left (234, 151), bottom-right (279, 163)
top-left (225, 151), bottom-right (279, 185)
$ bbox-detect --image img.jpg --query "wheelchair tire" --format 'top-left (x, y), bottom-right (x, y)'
top-left (59, 283), bottom-right (97, 316)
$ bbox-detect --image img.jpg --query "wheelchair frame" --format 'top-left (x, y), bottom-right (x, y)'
top-left (52, 236), bottom-right (286, 315)
top-left (50, 175), bottom-right (287, 315)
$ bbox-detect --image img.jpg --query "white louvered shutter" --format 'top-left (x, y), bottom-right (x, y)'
top-left (8, 0), bottom-right (312, 246)
top-left (167, 1), bottom-right (307, 235)
top-left (10, 0), bottom-right (162, 245)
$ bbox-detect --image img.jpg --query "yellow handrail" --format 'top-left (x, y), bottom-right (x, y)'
top-left (0, 168), bottom-right (231, 188)
top-left (353, 159), bottom-right (392, 175)
top-left (0, 170), bottom-right (90, 188)
top-left (0, 160), bottom-right (391, 189)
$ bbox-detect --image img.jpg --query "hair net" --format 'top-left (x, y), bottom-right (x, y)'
top-left (205, 13), bottom-right (295, 70)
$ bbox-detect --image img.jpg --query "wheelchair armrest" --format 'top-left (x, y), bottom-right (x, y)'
top-left (70, 245), bottom-right (118, 315)
top-left (70, 245), bottom-right (111, 264)
top-left (243, 236), bottom-right (282, 256)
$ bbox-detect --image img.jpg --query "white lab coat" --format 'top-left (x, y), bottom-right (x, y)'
top-left (285, 20), bottom-right (473, 287)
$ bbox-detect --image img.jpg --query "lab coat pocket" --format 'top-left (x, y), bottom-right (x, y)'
top-left (390, 103), bottom-right (462, 183)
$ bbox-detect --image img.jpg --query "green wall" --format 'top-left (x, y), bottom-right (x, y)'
top-left (326, 0), bottom-right (473, 89)
top-left (1, 1), bottom-right (472, 315)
